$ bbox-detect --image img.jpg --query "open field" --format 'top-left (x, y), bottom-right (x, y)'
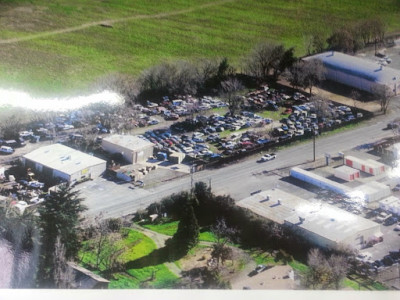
top-left (0, 0), bottom-right (399, 94)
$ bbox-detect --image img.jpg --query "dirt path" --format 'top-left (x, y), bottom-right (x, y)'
top-left (0, 0), bottom-right (235, 45)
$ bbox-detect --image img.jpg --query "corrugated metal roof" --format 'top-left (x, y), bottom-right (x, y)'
top-left (23, 144), bottom-right (106, 176)
top-left (102, 134), bottom-right (154, 151)
top-left (306, 51), bottom-right (400, 84)
top-left (238, 189), bottom-right (380, 244)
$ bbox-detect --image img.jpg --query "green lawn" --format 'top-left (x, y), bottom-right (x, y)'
top-left (142, 221), bottom-right (179, 236)
top-left (79, 228), bottom-right (178, 289)
top-left (0, 0), bottom-right (399, 94)
top-left (110, 264), bottom-right (178, 289)
top-left (142, 221), bottom-right (216, 242)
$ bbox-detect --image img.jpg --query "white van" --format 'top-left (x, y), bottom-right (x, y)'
top-left (0, 146), bottom-right (14, 154)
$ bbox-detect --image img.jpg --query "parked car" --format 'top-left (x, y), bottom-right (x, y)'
top-left (0, 146), bottom-right (14, 154)
top-left (384, 216), bottom-right (398, 226)
top-left (28, 181), bottom-right (45, 189)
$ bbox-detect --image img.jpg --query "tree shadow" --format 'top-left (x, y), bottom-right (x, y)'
top-left (125, 245), bottom-right (185, 269)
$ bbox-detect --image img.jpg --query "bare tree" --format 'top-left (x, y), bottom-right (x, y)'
top-left (327, 254), bottom-right (348, 290)
top-left (349, 90), bottom-right (361, 109)
top-left (371, 84), bottom-right (394, 114)
top-left (304, 248), bottom-right (331, 289)
top-left (210, 218), bottom-right (237, 269)
top-left (327, 27), bottom-right (355, 53)
top-left (243, 42), bottom-right (292, 81)
top-left (285, 61), bottom-right (305, 92)
top-left (310, 95), bottom-right (331, 118)
top-left (304, 248), bottom-right (349, 290)
top-left (220, 78), bottom-right (244, 116)
top-left (53, 236), bottom-right (75, 289)
top-left (301, 59), bottom-right (325, 96)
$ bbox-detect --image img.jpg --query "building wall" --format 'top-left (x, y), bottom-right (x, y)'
top-left (102, 140), bottom-right (135, 163)
top-left (53, 169), bottom-right (71, 182)
top-left (102, 140), bottom-right (154, 164)
top-left (325, 67), bottom-right (381, 93)
top-left (285, 221), bottom-right (380, 250)
top-left (23, 158), bottom-right (106, 184)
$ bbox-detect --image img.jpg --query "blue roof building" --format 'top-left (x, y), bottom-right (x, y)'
top-left (305, 51), bottom-right (400, 94)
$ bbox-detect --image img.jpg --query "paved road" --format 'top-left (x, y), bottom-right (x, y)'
top-left (83, 107), bottom-right (399, 219)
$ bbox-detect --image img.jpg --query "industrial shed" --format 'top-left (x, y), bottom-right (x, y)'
top-left (21, 144), bottom-right (106, 184)
top-left (290, 167), bottom-right (352, 195)
top-left (344, 155), bottom-right (386, 176)
top-left (305, 51), bottom-right (400, 94)
top-left (237, 189), bottom-right (381, 250)
top-left (102, 135), bottom-right (154, 164)
top-left (334, 165), bottom-right (360, 181)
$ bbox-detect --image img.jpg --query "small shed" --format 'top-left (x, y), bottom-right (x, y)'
top-left (334, 165), bottom-right (360, 181)
top-left (169, 152), bottom-right (185, 164)
top-left (344, 156), bottom-right (386, 176)
top-left (68, 262), bottom-right (109, 289)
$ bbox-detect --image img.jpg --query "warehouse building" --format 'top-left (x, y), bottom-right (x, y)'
top-left (237, 189), bottom-right (382, 249)
top-left (305, 51), bottom-right (400, 94)
top-left (21, 144), bottom-right (106, 184)
top-left (102, 135), bottom-right (154, 164)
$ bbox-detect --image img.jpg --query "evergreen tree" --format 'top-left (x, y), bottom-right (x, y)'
top-left (167, 193), bottom-right (199, 257)
top-left (37, 185), bottom-right (87, 287)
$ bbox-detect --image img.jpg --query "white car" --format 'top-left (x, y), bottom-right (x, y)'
top-left (0, 146), bottom-right (14, 154)
top-left (259, 153), bottom-right (276, 162)
top-left (28, 181), bottom-right (45, 189)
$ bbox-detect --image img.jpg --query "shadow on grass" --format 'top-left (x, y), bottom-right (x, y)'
top-left (125, 245), bottom-right (185, 270)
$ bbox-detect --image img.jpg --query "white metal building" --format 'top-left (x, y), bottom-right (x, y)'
top-left (102, 135), bottom-right (154, 164)
top-left (305, 51), bottom-right (400, 94)
top-left (290, 167), bottom-right (352, 195)
top-left (21, 144), bottom-right (106, 184)
top-left (237, 189), bottom-right (382, 249)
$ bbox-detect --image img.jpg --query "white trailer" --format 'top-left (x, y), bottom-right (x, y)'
top-left (334, 165), bottom-right (360, 181)
top-left (344, 155), bottom-right (386, 176)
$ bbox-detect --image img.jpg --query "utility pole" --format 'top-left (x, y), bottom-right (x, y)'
top-left (190, 164), bottom-right (196, 192)
top-left (313, 129), bottom-right (316, 162)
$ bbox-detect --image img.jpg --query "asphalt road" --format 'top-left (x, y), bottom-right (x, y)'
top-left (83, 107), bottom-right (399, 219)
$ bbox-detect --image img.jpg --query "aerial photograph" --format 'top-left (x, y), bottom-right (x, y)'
top-left (1, 0), bottom-right (400, 297)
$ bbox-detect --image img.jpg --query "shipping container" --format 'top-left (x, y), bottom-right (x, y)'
top-left (344, 156), bottom-right (386, 176)
top-left (334, 165), bottom-right (360, 181)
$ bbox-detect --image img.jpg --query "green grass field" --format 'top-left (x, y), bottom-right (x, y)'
top-left (142, 221), bottom-right (216, 242)
top-left (79, 228), bottom-right (178, 289)
top-left (0, 0), bottom-right (399, 94)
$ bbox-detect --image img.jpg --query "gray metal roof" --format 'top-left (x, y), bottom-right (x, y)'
top-left (23, 144), bottom-right (106, 176)
top-left (102, 134), bottom-right (154, 151)
top-left (306, 51), bottom-right (400, 84)
top-left (238, 189), bottom-right (380, 244)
